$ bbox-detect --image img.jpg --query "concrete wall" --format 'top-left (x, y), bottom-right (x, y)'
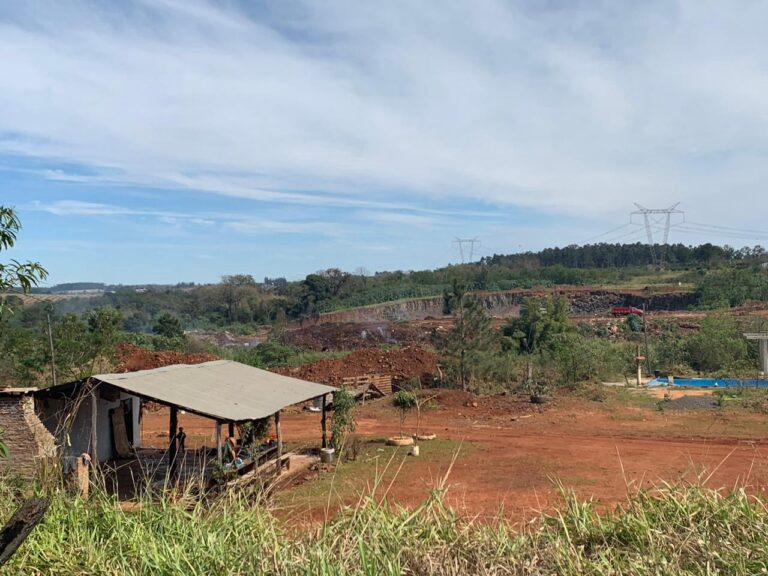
top-left (38, 388), bottom-right (141, 464)
top-left (0, 393), bottom-right (56, 478)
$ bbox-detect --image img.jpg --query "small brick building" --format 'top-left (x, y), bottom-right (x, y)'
top-left (0, 388), bottom-right (56, 478)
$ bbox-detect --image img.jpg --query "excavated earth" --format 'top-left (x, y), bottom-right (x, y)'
top-left (115, 343), bottom-right (218, 373)
top-left (272, 347), bottom-right (439, 385)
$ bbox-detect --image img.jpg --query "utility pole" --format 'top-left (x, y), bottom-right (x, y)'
top-left (643, 303), bottom-right (651, 377)
top-left (46, 312), bottom-right (57, 387)
top-left (630, 203), bottom-right (684, 268)
top-left (453, 237), bottom-right (480, 264)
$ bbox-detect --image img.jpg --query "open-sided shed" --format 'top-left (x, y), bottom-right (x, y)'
top-left (37, 360), bottom-right (336, 476)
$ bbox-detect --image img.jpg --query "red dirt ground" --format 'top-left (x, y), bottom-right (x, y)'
top-left (272, 347), bottom-right (439, 385)
top-left (140, 389), bottom-right (768, 523)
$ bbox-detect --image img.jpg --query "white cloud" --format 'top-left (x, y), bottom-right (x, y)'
top-left (2, 0), bottom-right (768, 226)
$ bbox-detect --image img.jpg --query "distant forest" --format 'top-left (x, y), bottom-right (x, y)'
top-left (482, 242), bottom-right (767, 269)
top-left (11, 242), bottom-right (768, 333)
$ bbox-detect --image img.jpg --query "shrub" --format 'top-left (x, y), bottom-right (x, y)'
top-left (330, 389), bottom-right (356, 453)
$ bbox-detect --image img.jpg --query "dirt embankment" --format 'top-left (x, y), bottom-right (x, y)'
top-left (114, 343), bottom-right (219, 373)
top-left (299, 287), bottom-right (697, 326)
top-left (273, 347), bottom-right (439, 386)
top-left (283, 322), bottom-right (435, 351)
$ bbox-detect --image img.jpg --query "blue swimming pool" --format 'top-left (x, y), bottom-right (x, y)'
top-left (648, 377), bottom-right (768, 387)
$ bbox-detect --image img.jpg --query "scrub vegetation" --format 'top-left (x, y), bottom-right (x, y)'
top-left (2, 479), bottom-right (767, 575)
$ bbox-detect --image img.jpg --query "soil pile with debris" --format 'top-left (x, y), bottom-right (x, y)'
top-left (283, 322), bottom-right (434, 351)
top-left (662, 396), bottom-right (718, 411)
top-left (428, 389), bottom-right (543, 418)
top-left (115, 343), bottom-right (219, 373)
top-left (272, 347), bottom-right (438, 385)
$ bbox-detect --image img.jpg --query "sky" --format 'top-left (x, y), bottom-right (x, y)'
top-left (2, 0), bottom-right (768, 285)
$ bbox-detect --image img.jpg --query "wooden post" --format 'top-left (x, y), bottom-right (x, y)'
top-left (89, 383), bottom-right (98, 466)
top-left (73, 454), bottom-right (90, 500)
top-left (215, 421), bottom-right (222, 464)
top-left (321, 395), bottom-right (328, 449)
top-left (275, 411), bottom-right (282, 475)
top-left (168, 406), bottom-right (178, 478)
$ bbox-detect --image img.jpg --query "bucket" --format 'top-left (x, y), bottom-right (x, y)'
top-left (410, 445), bottom-right (420, 457)
top-left (320, 447), bottom-right (335, 464)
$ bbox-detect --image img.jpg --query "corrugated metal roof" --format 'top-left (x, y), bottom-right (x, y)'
top-left (91, 360), bottom-right (336, 421)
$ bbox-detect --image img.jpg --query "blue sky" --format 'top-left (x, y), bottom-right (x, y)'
top-left (2, 1), bottom-right (768, 284)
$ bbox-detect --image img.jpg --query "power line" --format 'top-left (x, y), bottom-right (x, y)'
top-left (579, 222), bottom-right (634, 244)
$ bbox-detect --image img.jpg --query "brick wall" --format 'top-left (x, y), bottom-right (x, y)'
top-left (0, 394), bottom-right (56, 478)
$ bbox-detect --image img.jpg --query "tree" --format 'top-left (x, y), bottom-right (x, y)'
top-left (0, 207), bottom-right (47, 312)
top-left (685, 315), bottom-right (751, 373)
top-left (503, 297), bottom-right (571, 354)
top-left (221, 274), bottom-right (257, 323)
top-left (330, 389), bottom-right (356, 453)
top-left (439, 281), bottom-right (494, 391)
top-left (153, 313), bottom-right (184, 338)
top-left (392, 390), bottom-right (417, 438)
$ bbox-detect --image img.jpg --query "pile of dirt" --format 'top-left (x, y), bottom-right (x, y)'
top-left (114, 343), bottom-right (219, 373)
top-left (272, 347), bottom-right (439, 385)
top-left (283, 322), bottom-right (434, 351)
top-left (662, 396), bottom-right (718, 411)
top-left (428, 389), bottom-right (542, 417)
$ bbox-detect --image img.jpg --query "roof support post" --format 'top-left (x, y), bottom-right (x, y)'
top-left (215, 421), bottom-right (223, 464)
top-left (275, 411), bottom-right (282, 476)
top-left (321, 395), bottom-right (328, 449)
top-left (89, 382), bottom-right (98, 468)
top-left (168, 406), bottom-right (178, 479)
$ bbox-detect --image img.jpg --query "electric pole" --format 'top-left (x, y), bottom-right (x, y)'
top-left (643, 303), bottom-right (651, 377)
top-left (630, 203), bottom-right (684, 268)
top-left (453, 237), bottom-right (480, 264)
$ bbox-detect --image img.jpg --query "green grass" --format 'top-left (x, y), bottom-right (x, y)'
top-left (3, 478), bottom-right (768, 575)
top-left (280, 438), bottom-right (471, 507)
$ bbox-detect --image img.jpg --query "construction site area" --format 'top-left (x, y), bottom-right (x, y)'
top-left (3, 283), bottom-right (768, 524)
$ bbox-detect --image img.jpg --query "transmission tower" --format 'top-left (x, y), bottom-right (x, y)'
top-left (630, 203), bottom-right (685, 268)
top-left (453, 237), bottom-right (480, 264)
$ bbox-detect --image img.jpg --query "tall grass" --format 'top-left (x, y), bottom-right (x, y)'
top-left (2, 478), bottom-right (768, 575)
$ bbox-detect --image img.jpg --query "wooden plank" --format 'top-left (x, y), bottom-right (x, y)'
top-left (110, 406), bottom-right (132, 459)
top-left (0, 498), bottom-right (50, 567)
top-left (168, 406), bottom-right (178, 477)
top-left (321, 394), bottom-right (327, 449)
top-left (275, 411), bottom-right (282, 475)
top-left (340, 374), bottom-right (393, 395)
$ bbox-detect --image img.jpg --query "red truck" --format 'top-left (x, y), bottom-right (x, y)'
top-left (610, 306), bottom-right (644, 317)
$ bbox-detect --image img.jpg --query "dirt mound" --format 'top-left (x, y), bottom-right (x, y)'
top-left (662, 396), bottom-right (718, 411)
top-left (283, 322), bottom-right (434, 351)
top-left (273, 347), bottom-right (438, 385)
top-left (429, 388), bottom-right (542, 417)
top-left (115, 343), bottom-right (219, 373)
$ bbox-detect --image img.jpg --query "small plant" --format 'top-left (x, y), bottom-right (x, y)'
top-left (344, 435), bottom-right (361, 462)
top-left (331, 389), bottom-right (356, 454)
top-left (241, 417), bottom-right (271, 449)
top-left (392, 390), bottom-right (417, 438)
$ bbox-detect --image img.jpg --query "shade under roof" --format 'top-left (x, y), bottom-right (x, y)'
top-left (90, 360), bottom-right (336, 422)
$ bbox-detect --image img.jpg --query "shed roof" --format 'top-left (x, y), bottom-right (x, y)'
top-left (0, 387), bottom-right (38, 395)
top-left (86, 361), bottom-right (335, 422)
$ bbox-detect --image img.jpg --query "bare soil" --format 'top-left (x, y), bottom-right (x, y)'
top-left (140, 389), bottom-right (768, 523)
